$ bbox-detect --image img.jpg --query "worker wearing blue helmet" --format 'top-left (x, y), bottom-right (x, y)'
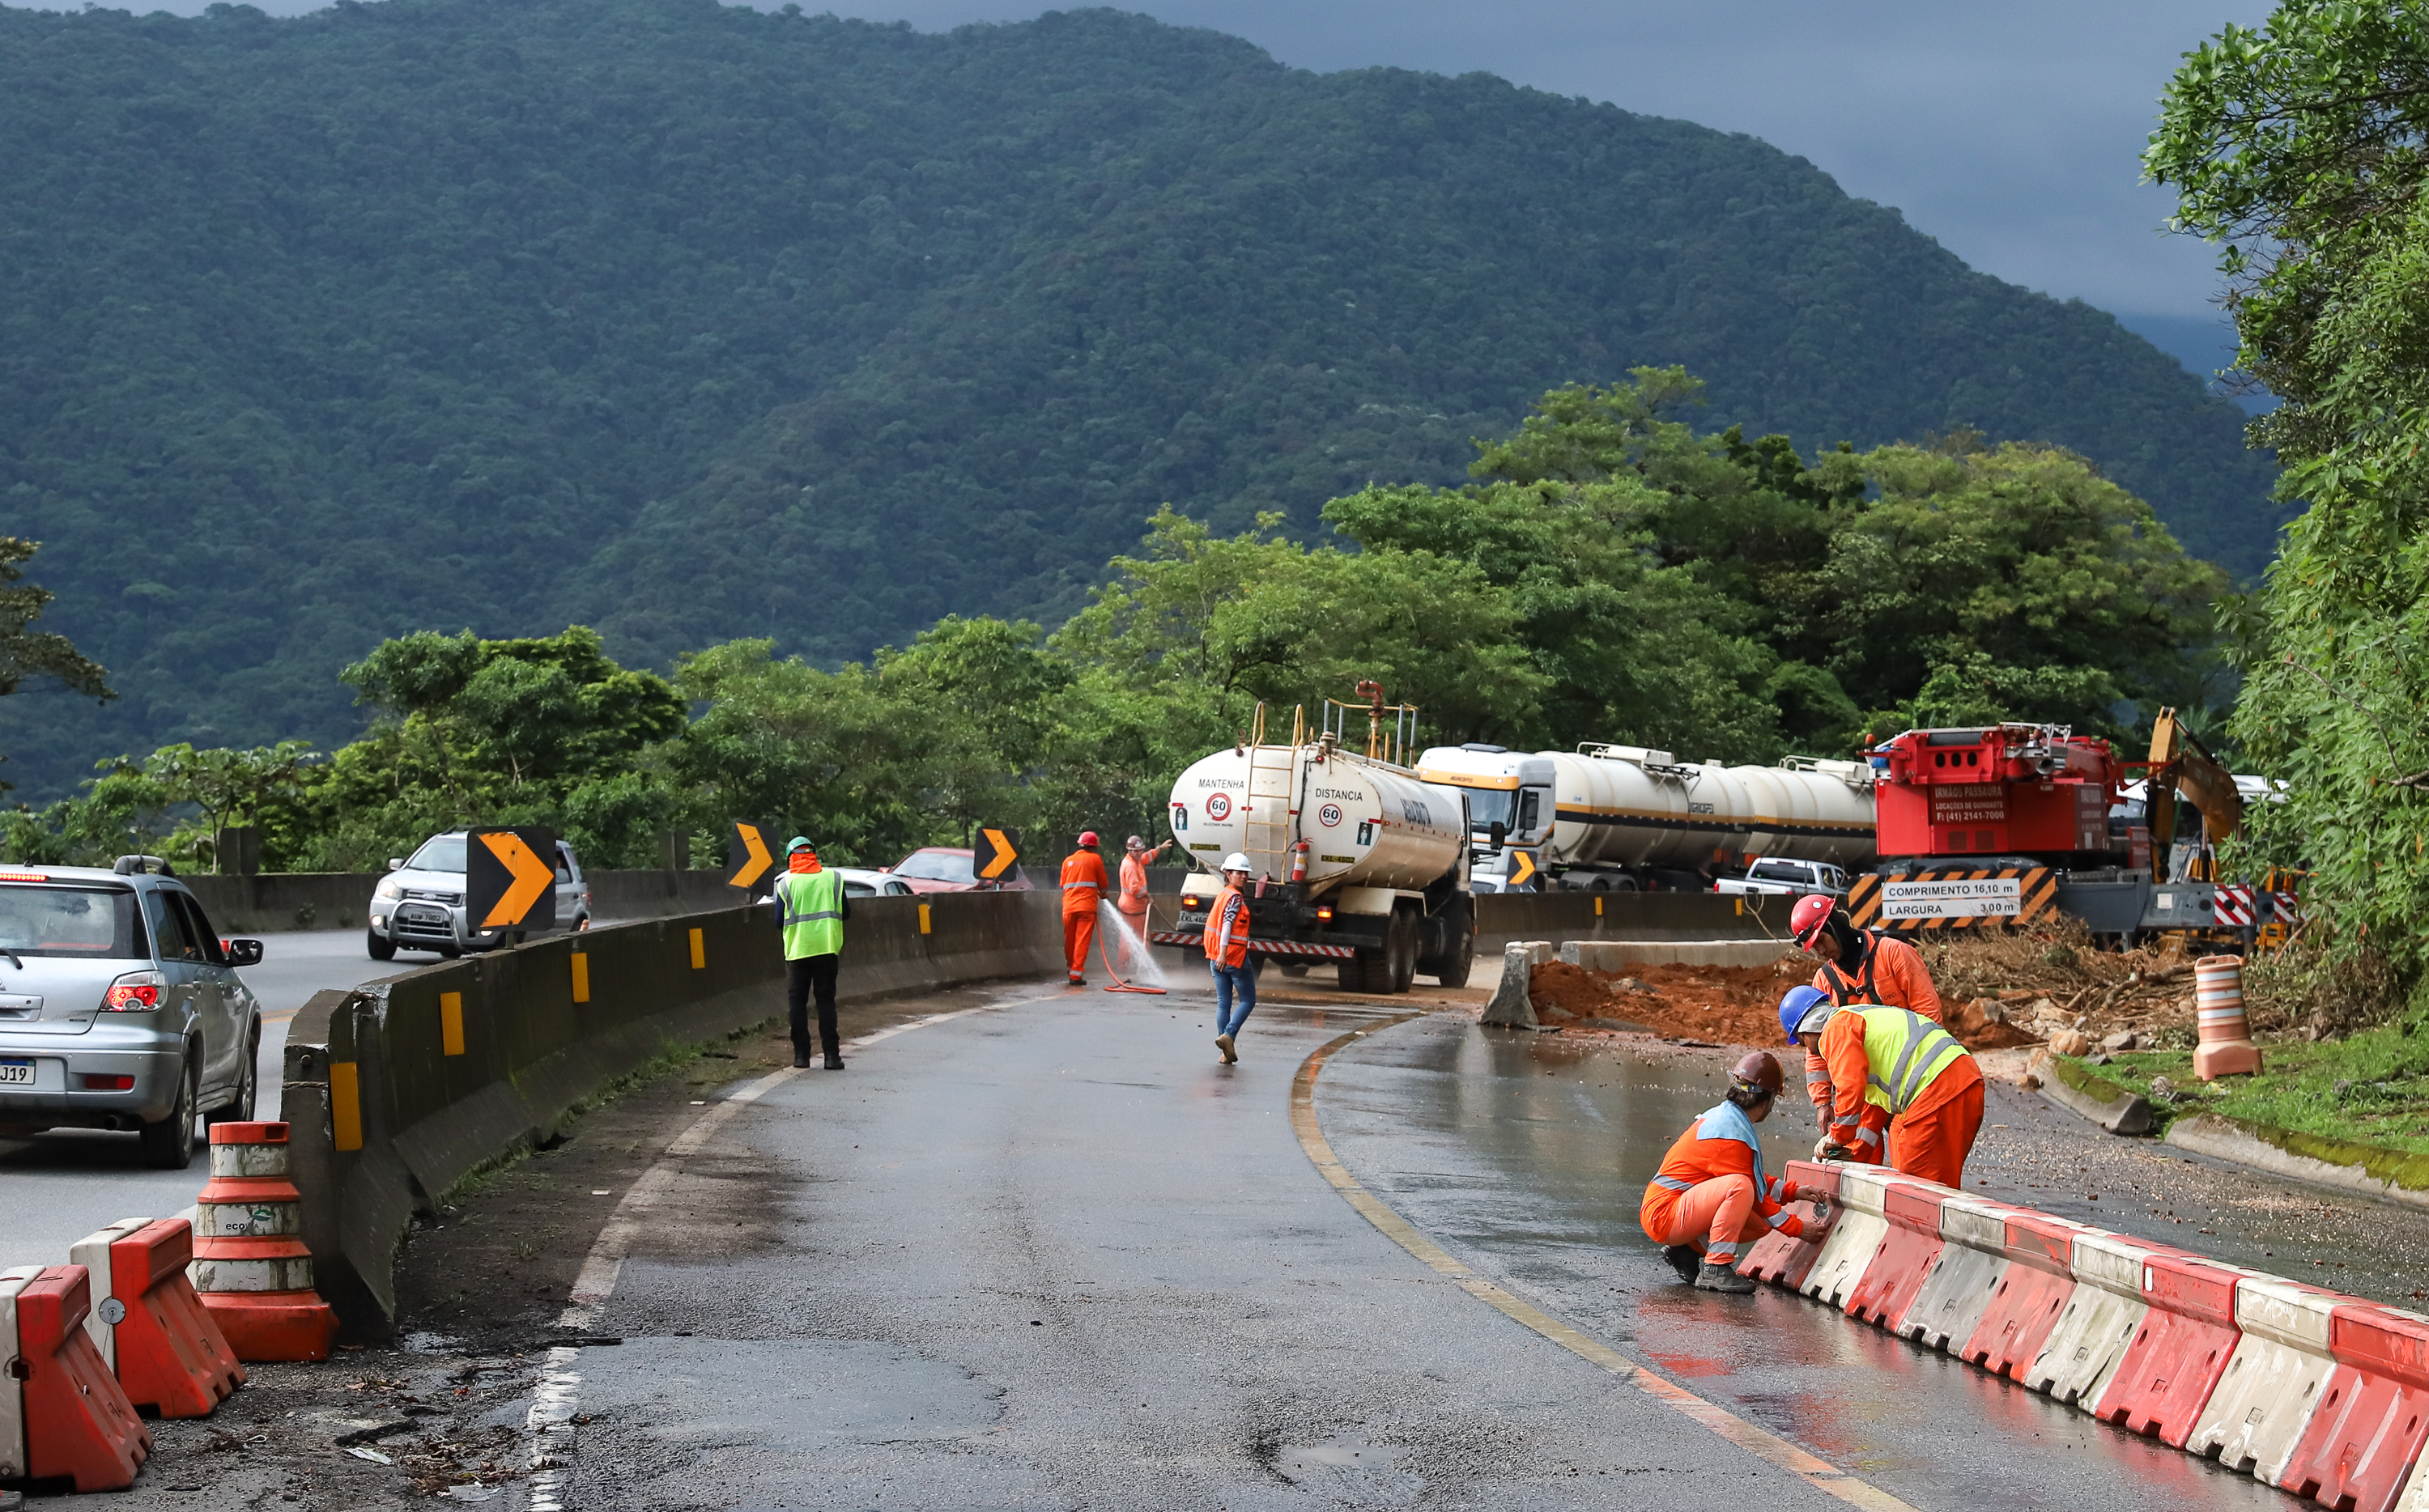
top-left (1778, 984), bottom-right (1883, 1162)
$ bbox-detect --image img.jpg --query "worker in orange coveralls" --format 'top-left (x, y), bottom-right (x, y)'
top-left (1640, 1051), bottom-right (1833, 1293)
top-left (1115, 834), bottom-right (1169, 942)
top-left (1789, 991), bottom-right (1985, 1190)
top-left (1789, 894), bottom-right (1946, 1162)
top-left (1058, 831), bottom-right (1111, 985)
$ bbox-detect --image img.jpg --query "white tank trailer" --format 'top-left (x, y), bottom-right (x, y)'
top-left (1152, 740), bottom-right (1476, 993)
top-left (1414, 742), bottom-right (1878, 893)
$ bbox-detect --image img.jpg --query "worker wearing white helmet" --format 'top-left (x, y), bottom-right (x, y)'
top-left (1204, 852), bottom-right (1257, 1064)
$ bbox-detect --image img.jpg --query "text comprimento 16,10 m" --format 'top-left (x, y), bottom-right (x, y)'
top-left (1879, 877), bottom-right (2022, 920)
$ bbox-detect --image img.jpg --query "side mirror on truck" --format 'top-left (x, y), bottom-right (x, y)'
top-left (1488, 822), bottom-right (1508, 852)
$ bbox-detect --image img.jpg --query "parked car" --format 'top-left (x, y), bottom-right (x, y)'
top-left (368, 831), bottom-right (592, 960)
top-left (833, 867), bottom-right (914, 898)
top-left (1712, 856), bottom-right (1853, 900)
top-left (883, 847), bottom-right (1033, 894)
top-left (0, 856), bottom-right (265, 1168)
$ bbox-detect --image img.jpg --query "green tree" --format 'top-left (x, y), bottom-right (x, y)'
top-left (143, 741), bottom-right (319, 871)
top-left (0, 537), bottom-right (111, 793)
top-left (2150, 2), bottom-right (2429, 979)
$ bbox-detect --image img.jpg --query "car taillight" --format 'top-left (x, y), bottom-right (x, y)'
top-left (1180, 894), bottom-right (1200, 908)
top-left (83, 1073), bottom-right (135, 1090)
top-left (101, 970), bottom-right (165, 1011)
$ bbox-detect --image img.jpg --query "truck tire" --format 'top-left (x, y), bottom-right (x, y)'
top-left (1386, 906), bottom-right (1420, 993)
top-left (1336, 950), bottom-right (1382, 994)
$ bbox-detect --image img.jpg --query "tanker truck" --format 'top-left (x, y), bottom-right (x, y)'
top-left (1414, 742), bottom-right (1878, 893)
top-left (1150, 730), bottom-right (1476, 992)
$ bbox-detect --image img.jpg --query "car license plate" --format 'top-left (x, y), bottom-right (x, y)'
top-left (0, 1059), bottom-right (32, 1085)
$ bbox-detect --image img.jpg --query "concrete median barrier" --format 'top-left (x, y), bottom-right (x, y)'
top-left (1471, 890), bottom-right (1773, 952)
top-left (282, 890), bottom-right (1066, 1332)
top-left (1559, 938), bottom-right (1799, 970)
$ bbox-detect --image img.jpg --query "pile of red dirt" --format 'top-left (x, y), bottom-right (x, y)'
top-left (1527, 958), bottom-right (1806, 1047)
top-left (1526, 958), bottom-right (2047, 1051)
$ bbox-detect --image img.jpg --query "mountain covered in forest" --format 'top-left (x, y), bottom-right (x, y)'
top-left (0, 0), bottom-right (2282, 798)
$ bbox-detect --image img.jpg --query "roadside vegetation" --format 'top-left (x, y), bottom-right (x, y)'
top-left (0, 372), bottom-right (2224, 875)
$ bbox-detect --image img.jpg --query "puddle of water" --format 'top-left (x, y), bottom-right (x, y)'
top-left (1320, 1017), bottom-right (2293, 1512)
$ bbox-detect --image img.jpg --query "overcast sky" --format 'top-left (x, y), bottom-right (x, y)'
top-left (46, 0), bottom-right (2274, 356)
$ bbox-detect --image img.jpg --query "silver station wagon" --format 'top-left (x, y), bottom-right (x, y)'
top-left (0, 857), bottom-right (264, 1168)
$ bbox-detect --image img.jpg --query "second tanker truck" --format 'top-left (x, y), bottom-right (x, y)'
top-left (1151, 710), bottom-right (1477, 992)
top-left (1414, 741), bottom-right (1878, 893)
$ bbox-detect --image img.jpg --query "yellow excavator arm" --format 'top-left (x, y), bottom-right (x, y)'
top-left (2146, 707), bottom-right (2243, 877)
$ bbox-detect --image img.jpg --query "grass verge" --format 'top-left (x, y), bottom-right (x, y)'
top-left (2095, 1018), bottom-right (2429, 1156)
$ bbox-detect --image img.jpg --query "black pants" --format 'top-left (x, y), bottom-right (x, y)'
top-left (788, 953), bottom-right (840, 1062)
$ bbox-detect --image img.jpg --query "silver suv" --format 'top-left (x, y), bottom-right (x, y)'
top-left (367, 831), bottom-right (591, 961)
top-left (0, 857), bottom-right (265, 1169)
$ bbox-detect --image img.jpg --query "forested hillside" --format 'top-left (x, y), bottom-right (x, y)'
top-left (0, 0), bottom-right (2282, 798)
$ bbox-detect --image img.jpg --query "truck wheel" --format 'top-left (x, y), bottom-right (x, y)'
top-left (1336, 951), bottom-right (1380, 994)
top-left (1387, 906), bottom-right (1419, 993)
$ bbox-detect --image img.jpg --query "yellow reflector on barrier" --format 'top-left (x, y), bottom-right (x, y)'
top-left (918, 903), bottom-right (932, 936)
top-left (331, 1061), bottom-right (363, 1152)
top-left (689, 928), bottom-right (705, 970)
top-left (1595, 896), bottom-right (1604, 916)
top-left (571, 953), bottom-right (590, 1004)
top-left (440, 992), bottom-right (465, 1056)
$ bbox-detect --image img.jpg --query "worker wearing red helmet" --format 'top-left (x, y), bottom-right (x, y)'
top-left (1640, 1052), bottom-right (1833, 1293)
top-left (1059, 831), bottom-right (1111, 985)
top-left (1789, 893), bottom-right (1946, 1163)
top-left (1787, 976), bottom-right (1985, 1190)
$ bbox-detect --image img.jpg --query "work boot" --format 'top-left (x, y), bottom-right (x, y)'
top-left (792, 1050), bottom-right (810, 1069)
top-left (824, 1054), bottom-right (845, 1071)
top-left (1069, 975), bottom-right (1086, 987)
top-left (1694, 1259), bottom-right (1756, 1294)
top-left (1661, 1245), bottom-right (1701, 1284)
top-left (1216, 1032), bottom-right (1236, 1064)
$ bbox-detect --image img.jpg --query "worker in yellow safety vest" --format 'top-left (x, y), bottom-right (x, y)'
top-left (1787, 992), bottom-right (1984, 1189)
top-left (776, 837), bottom-right (849, 1070)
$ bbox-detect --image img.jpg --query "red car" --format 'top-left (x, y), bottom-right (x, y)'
top-left (885, 847), bottom-right (1033, 894)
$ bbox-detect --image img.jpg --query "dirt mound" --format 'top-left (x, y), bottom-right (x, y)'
top-left (1528, 958), bottom-right (1806, 1047)
top-left (1528, 956), bottom-right (2050, 1051)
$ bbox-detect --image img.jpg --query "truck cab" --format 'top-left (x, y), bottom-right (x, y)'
top-left (1413, 745), bottom-right (1555, 893)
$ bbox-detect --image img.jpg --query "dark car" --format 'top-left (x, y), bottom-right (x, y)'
top-left (885, 847), bottom-right (1032, 894)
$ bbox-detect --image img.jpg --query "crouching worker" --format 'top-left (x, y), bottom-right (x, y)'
top-left (1789, 991), bottom-right (1985, 1190)
top-left (1640, 1052), bottom-right (1832, 1294)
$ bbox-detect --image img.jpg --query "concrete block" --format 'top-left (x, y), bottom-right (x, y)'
top-left (1479, 945), bottom-right (1539, 1030)
top-left (1559, 938), bottom-right (1796, 971)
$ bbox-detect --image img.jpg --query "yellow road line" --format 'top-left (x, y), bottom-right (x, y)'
top-left (1290, 1019), bottom-right (1920, 1512)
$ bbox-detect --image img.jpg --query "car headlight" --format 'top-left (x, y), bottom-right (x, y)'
top-left (374, 877), bottom-right (403, 902)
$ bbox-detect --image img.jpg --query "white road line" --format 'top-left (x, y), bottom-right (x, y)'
top-left (516, 995), bottom-right (1030, 1510)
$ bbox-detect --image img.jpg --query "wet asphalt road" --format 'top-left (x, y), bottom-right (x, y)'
top-left (551, 983), bottom-right (2413, 1511)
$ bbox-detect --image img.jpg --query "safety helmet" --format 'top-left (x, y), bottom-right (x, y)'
top-left (787, 835), bottom-right (815, 853)
top-left (1125, 835), bottom-right (1146, 851)
top-left (1220, 852), bottom-right (1252, 874)
top-left (1729, 1051), bottom-right (1784, 1098)
top-left (1777, 985), bottom-right (1829, 1043)
top-left (1078, 830), bottom-right (1100, 847)
top-left (1790, 893), bottom-right (1837, 949)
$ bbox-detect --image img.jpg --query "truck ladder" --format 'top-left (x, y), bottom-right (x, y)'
top-left (1241, 741), bottom-right (1300, 882)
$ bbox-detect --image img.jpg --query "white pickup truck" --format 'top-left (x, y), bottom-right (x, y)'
top-left (1713, 856), bottom-right (1853, 900)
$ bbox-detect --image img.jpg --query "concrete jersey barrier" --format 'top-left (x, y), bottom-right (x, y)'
top-left (283, 890), bottom-right (1068, 1331)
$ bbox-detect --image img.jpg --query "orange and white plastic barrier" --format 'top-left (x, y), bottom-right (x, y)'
top-left (0, 1265), bottom-right (39, 1481)
top-left (12, 1265), bottom-right (151, 1491)
top-left (190, 1119), bottom-right (338, 1361)
top-left (68, 1217), bottom-right (244, 1417)
top-left (1723, 1157), bottom-right (2429, 1512)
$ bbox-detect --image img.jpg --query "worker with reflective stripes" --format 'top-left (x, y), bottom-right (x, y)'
top-left (1640, 1053), bottom-right (1831, 1293)
top-left (1116, 834), bottom-right (1168, 941)
top-left (1789, 993), bottom-right (1985, 1189)
top-left (775, 836), bottom-right (850, 1070)
top-left (1789, 894), bottom-right (1945, 1161)
top-left (1059, 830), bottom-right (1111, 985)
top-left (1204, 852), bottom-right (1256, 1064)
